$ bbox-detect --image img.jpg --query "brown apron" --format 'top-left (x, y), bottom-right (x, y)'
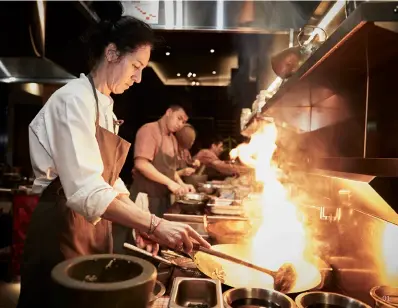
top-left (112, 122), bottom-right (177, 253)
top-left (17, 75), bottom-right (131, 308)
top-left (130, 121), bottom-right (177, 216)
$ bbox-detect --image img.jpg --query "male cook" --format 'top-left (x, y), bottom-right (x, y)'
top-left (130, 104), bottom-right (195, 217)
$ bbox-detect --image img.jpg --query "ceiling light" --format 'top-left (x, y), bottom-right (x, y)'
top-left (177, 73), bottom-right (181, 77)
top-left (210, 49), bottom-right (215, 53)
top-left (196, 82), bottom-right (200, 86)
top-left (165, 52), bottom-right (170, 56)
top-left (191, 81), bottom-right (196, 86)
top-left (192, 73), bottom-right (196, 77)
top-left (187, 72), bottom-right (192, 77)
top-left (212, 71), bottom-right (216, 75)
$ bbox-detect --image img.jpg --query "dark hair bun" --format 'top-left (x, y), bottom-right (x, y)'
top-left (92, 1), bottom-right (123, 23)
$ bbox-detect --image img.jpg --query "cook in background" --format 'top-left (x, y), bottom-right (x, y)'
top-left (175, 123), bottom-right (201, 177)
top-left (129, 105), bottom-right (196, 218)
top-left (18, 3), bottom-right (210, 307)
top-left (194, 136), bottom-right (246, 180)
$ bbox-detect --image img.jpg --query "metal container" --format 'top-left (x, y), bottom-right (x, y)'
top-left (197, 183), bottom-right (216, 194)
top-left (169, 277), bottom-right (223, 308)
top-left (223, 287), bottom-right (296, 308)
top-left (296, 291), bottom-right (371, 308)
top-left (182, 193), bottom-right (208, 202)
top-left (51, 254), bottom-right (156, 308)
top-left (370, 286), bottom-right (398, 308)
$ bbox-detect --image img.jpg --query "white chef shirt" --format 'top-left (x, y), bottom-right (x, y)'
top-left (29, 74), bottom-right (130, 224)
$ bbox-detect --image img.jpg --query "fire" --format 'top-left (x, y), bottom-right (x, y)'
top-left (231, 120), bottom-right (321, 292)
top-left (380, 223), bottom-right (398, 286)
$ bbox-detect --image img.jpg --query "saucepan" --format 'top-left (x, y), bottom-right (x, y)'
top-left (175, 193), bottom-right (209, 214)
top-left (370, 286), bottom-right (398, 308)
top-left (192, 243), bottom-right (331, 295)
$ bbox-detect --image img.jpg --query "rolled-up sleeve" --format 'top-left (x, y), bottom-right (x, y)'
top-left (44, 93), bottom-right (116, 223)
top-left (113, 177), bottom-right (129, 195)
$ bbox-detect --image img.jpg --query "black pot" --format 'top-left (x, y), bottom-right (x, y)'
top-left (51, 254), bottom-right (157, 308)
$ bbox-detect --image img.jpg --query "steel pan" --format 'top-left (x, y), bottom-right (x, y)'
top-left (192, 244), bottom-right (324, 294)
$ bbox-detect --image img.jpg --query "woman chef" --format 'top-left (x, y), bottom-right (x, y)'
top-left (17, 3), bottom-right (210, 308)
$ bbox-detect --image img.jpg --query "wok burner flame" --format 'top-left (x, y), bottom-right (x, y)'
top-left (232, 120), bottom-right (321, 292)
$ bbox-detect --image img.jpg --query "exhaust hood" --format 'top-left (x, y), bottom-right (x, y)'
top-left (0, 57), bottom-right (76, 84)
top-left (122, 1), bottom-right (313, 33)
top-left (0, 1), bottom-right (76, 84)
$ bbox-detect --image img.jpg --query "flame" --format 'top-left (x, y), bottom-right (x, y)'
top-left (232, 120), bottom-right (320, 291)
top-left (380, 223), bottom-right (398, 286)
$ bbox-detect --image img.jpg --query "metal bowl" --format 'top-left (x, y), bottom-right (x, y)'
top-left (296, 291), bottom-right (371, 308)
top-left (223, 287), bottom-right (296, 308)
top-left (370, 286), bottom-right (398, 308)
top-left (198, 183), bottom-right (216, 194)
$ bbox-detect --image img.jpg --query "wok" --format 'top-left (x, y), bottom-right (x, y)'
top-left (206, 220), bottom-right (253, 244)
top-left (192, 244), bottom-right (326, 294)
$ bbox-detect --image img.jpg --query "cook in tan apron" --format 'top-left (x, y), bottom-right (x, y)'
top-left (112, 123), bottom-right (177, 253)
top-left (130, 121), bottom-right (177, 217)
top-left (17, 75), bottom-right (131, 308)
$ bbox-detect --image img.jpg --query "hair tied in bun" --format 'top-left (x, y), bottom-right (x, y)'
top-left (92, 1), bottom-right (124, 24)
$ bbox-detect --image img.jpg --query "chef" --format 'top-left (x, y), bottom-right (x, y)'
top-left (194, 136), bottom-right (245, 180)
top-left (17, 4), bottom-right (209, 308)
top-left (129, 105), bottom-right (195, 218)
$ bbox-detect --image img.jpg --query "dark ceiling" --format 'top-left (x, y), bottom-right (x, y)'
top-left (0, 1), bottom-right (320, 88)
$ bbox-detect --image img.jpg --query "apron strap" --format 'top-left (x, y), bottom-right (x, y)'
top-left (87, 74), bottom-right (100, 127)
top-left (157, 121), bottom-right (178, 169)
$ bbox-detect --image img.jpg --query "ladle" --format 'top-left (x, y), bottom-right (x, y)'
top-left (192, 243), bottom-right (297, 293)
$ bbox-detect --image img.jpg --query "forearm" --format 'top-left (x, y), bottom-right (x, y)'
top-left (102, 196), bottom-right (151, 233)
top-left (135, 158), bottom-right (176, 187)
top-left (213, 162), bottom-right (237, 175)
top-left (175, 171), bottom-right (185, 185)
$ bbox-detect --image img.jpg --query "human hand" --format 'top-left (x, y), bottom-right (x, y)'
top-left (168, 181), bottom-right (192, 196)
top-left (135, 230), bottom-right (160, 256)
top-left (182, 167), bottom-right (196, 176)
top-left (192, 160), bottom-right (201, 168)
top-left (183, 184), bottom-right (196, 193)
top-left (152, 219), bottom-right (211, 253)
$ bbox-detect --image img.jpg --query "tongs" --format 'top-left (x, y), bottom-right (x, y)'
top-left (123, 243), bottom-right (196, 270)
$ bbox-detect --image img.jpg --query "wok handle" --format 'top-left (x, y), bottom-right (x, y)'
top-left (194, 244), bottom-right (275, 277)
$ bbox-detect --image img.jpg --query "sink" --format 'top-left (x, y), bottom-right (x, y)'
top-left (169, 277), bottom-right (223, 308)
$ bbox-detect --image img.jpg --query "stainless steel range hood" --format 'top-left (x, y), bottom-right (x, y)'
top-left (0, 1), bottom-right (76, 84)
top-left (0, 57), bottom-right (76, 84)
top-left (122, 0), bottom-right (311, 33)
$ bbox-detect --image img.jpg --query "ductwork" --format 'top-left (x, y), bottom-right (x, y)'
top-left (0, 1), bottom-right (76, 84)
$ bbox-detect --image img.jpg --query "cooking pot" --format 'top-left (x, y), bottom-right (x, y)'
top-left (296, 291), bottom-right (371, 308)
top-left (51, 254), bottom-right (156, 308)
top-left (370, 286), bottom-right (398, 308)
top-left (223, 287), bottom-right (296, 308)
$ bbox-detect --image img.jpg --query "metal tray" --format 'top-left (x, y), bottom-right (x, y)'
top-left (169, 277), bottom-right (223, 308)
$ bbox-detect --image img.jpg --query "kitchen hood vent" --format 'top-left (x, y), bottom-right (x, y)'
top-left (0, 1), bottom-right (76, 84)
